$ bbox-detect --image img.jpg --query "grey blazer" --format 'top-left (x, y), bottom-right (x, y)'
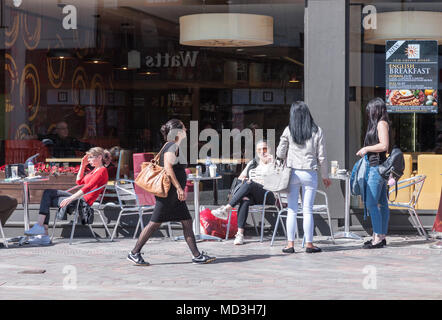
top-left (276, 126), bottom-right (328, 179)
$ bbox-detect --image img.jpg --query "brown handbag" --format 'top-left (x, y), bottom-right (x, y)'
top-left (134, 143), bottom-right (171, 198)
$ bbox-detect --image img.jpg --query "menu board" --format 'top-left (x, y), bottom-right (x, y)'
top-left (385, 40), bottom-right (438, 113)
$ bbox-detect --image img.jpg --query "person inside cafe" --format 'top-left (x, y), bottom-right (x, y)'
top-left (0, 195), bottom-right (18, 230)
top-left (211, 140), bottom-right (275, 245)
top-left (24, 147), bottom-right (110, 243)
top-left (37, 121), bottom-right (92, 158)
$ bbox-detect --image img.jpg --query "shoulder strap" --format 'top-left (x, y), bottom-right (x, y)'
top-left (153, 142), bottom-right (172, 163)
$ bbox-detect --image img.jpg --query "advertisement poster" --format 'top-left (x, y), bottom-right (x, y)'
top-left (385, 40), bottom-right (438, 113)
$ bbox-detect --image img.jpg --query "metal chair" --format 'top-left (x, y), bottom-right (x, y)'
top-left (51, 184), bottom-right (107, 245)
top-left (112, 179), bottom-right (162, 241)
top-left (226, 172), bottom-right (279, 242)
top-left (388, 175), bottom-right (428, 239)
top-left (270, 190), bottom-right (335, 246)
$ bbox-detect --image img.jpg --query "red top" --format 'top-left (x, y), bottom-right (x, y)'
top-left (76, 166), bottom-right (109, 206)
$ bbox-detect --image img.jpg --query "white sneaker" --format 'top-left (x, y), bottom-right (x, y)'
top-left (27, 235), bottom-right (51, 246)
top-left (211, 206), bottom-right (229, 219)
top-left (24, 224), bottom-right (46, 236)
top-left (233, 232), bottom-right (244, 245)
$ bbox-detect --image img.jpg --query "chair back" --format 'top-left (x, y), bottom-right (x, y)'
top-left (275, 192), bottom-right (288, 210)
top-left (115, 179), bottom-right (140, 207)
top-left (389, 175), bottom-right (426, 208)
top-left (132, 153), bottom-right (156, 206)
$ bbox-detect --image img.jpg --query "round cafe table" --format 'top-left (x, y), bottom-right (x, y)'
top-left (174, 175), bottom-right (223, 242)
top-left (329, 172), bottom-right (363, 240)
top-left (0, 176), bottom-right (49, 248)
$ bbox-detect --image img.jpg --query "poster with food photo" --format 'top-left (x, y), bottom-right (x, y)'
top-left (385, 40), bottom-right (438, 113)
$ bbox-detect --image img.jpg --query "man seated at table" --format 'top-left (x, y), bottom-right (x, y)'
top-left (0, 195), bottom-right (18, 228)
top-left (37, 121), bottom-right (92, 158)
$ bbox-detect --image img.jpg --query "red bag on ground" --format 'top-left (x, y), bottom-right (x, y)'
top-left (200, 208), bottom-right (238, 239)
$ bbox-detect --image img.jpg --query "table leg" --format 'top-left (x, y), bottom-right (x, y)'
top-left (23, 182), bottom-right (30, 231)
top-left (213, 179), bottom-right (218, 205)
top-left (174, 179), bottom-right (222, 242)
top-left (334, 177), bottom-right (362, 240)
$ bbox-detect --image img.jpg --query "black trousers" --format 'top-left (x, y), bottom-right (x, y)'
top-left (0, 195), bottom-right (18, 226)
top-left (39, 189), bottom-right (87, 225)
top-left (228, 181), bottom-right (275, 229)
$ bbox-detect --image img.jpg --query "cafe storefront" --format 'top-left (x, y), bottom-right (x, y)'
top-left (0, 0), bottom-right (441, 232)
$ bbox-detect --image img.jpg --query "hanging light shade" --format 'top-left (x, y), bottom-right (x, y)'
top-left (365, 11), bottom-right (442, 45)
top-left (180, 13), bottom-right (273, 47)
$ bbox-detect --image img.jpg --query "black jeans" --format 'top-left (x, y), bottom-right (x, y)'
top-left (39, 189), bottom-right (85, 225)
top-left (229, 181), bottom-right (275, 229)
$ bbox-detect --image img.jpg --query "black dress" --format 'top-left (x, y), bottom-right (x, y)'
top-left (150, 141), bottom-right (192, 223)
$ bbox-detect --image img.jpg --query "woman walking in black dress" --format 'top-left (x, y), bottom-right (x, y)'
top-left (127, 119), bottom-right (216, 266)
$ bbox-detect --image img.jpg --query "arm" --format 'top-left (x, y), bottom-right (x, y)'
top-left (59, 189), bottom-right (84, 208)
top-left (317, 129), bottom-right (331, 188)
top-left (76, 155), bottom-right (88, 184)
top-left (356, 121), bottom-right (389, 156)
top-left (164, 150), bottom-right (185, 201)
top-left (276, 127), bottom-right (289, 159)
top-left (238, 161), bottom-right (252, 181)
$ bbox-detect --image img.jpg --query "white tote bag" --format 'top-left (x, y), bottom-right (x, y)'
top-left (261, 159), bottom-right (291, 192)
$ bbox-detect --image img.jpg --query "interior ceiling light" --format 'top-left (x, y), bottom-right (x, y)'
top-left (289, 77), bottom-right (300, 83)
top-left (84, 57), bottom-right (108, 64)
top-left (47, 49), bottom-right (75, 60)
top-left (180, 13), bottom-right (273, 47)
top-left (364, 11), bottom-right (442, 45)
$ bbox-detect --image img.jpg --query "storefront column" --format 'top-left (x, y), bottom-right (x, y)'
top-left (305, 0), bottom-right (348, 221)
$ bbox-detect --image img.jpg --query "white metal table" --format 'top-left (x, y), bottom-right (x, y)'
top-left (0, 176), bottom-right (49, 232)
top-left (329, 172), bottom-right (363, 240)
top-left (175, 175), bottom-right (223, 242)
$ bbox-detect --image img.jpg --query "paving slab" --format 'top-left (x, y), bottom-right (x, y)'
top-left (0, 235), bottom-right (441, 300)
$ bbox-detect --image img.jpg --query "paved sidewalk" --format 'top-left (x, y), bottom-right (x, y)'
top-left (0, 235), bottom-right (441, 300)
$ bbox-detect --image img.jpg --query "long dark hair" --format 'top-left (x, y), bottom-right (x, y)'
top-left (364, 97), bottom-right (389, 146)
top-left (289, 101), bottom-right (318, 145)
top-left (160, 119), bottom-right (184, 142)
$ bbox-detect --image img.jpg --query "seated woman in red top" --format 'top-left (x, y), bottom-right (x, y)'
top-left (25, 147), bottom-right (109, 239)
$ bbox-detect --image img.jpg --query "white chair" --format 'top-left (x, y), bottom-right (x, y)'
top-left (225, 189), bottom-right (279, 242)
top-left (270, 190), bottom-right (335, 246)
top-left (388, 175), bottom-right (428, 239)
top-left (112, 179), bottom-right (162, 241)
top-left (51, 184), bottom-right (108, 245)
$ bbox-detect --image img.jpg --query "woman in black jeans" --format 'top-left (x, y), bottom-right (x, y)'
top-left (212, 140), bottom-right (275, 245)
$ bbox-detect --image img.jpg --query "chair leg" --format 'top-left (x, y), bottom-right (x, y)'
top-left (0, 222), bottom-right (8, 249)
top-left (133, 215), bottom-right (141, 239)
top-left (96, 209), bottom-right (111, 238)
top-left (250, 213), bottom-right (259, 236)
top-left (167, 222), bottom-right (173, 238)
top-left (411, 208), bottom-right (428, 239)
top-left (111, 211), bottom-right (124, 241)
top-left (51, 209), bottom-right (58, 242)
top-left (88, 224), bottom-right (98, 241)
top-left (326, 210), bottom-right (336, 244)
top-left (270, 213), bottom-right (281, 246)
top-left (260, 208), bottom-right (265, 243)
top-left (225, 210), bottom-right (232, 241)
top-left (69, 210), bottom-right (79, 245)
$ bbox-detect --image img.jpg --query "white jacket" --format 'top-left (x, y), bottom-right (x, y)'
top-left (276, 126), bottom-right (328, 179)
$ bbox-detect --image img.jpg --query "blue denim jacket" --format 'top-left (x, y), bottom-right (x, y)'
top-left (350, 155), bottom-right (370, 219)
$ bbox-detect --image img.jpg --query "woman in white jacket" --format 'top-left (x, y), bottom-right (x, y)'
top-left (276, 101), bottom-right (331, 253)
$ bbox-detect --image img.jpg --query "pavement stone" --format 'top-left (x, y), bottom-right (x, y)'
top-left (0, 234), bottom-right (441, 299)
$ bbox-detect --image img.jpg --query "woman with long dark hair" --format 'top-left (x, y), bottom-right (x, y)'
top-left (276, 101), bottom-right (331, 254)
top-left (356, 97), bottom-right (390, 249)
top-left (127, 119), bottom-right (216, 265)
